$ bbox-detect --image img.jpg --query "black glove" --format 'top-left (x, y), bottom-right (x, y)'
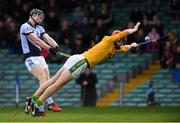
top-left (54, 46), bottom-right (61, 55)
top-left (49, 47), bottom-right (56, 56)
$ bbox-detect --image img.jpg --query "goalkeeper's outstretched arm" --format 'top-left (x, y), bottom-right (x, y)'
top-left (119, 42), bottom-right (139, 52)
top-left (123, 22), bottom-right (141, 35)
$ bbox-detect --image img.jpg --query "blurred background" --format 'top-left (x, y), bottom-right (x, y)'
top-left (0, 0), bottom-right (180, 108)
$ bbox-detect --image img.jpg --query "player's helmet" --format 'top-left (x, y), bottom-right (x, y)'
top-left (29, 8), bottom-right (44, 25)
top-left (112, 30), bottom-right (127, 50)
top-left (111, 30), bottom-right (121, 35)
top-left (112, 30), bottom-right (127, 43)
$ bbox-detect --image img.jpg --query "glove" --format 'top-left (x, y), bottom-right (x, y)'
top-left (54, 46), bottom-right (61, 55)
top-left (49, 47), bottom-right (56, 56)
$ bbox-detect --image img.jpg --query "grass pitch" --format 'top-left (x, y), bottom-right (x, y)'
top-left (0, 106), bottom-right (180, 122)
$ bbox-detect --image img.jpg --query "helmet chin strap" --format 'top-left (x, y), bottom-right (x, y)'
top-left (114, 40), bottom-right (127, 50)
top-left (31, 15), bottom-right (40, 26)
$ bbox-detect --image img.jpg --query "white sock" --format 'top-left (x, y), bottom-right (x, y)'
top-left (46, 97), bottom-right (54, 105)
top-left (39, 105), bottom-right (44, 112)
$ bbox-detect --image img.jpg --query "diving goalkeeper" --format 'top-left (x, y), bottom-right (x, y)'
top-left (26, 22), bottom-right (141, 116)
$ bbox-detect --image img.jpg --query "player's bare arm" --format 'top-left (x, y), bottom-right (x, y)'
top-left (27, 33), bottom-right (51, 50)
top-left (42, 33), bottom-right (59, 48)
top-left (119, 43), bottom-right (139, 52)
top-left (43, 33), bottom-right (61, 54)
top-left (123, 22), bottom-right (141, 35)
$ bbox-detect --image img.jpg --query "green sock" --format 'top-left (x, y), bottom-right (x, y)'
top-left (35, 99), bottom-right (43, 108)
top-left (31, 95), bottom-right (38, 102)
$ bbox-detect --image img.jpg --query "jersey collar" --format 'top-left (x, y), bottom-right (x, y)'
top-left (27, 21), bottom-right (36, 28)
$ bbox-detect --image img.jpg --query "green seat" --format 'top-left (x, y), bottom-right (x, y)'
top-left (4, 70), bottom-right (16, 74)
top-left (124, 102), bottom-right (136, 106)
top-left (61, 102), bottom-right (73, 106)
top-left (131, 98), bottom-right (144, 102)
top-left (12, 58), bottom-right (23, 63)
top-left (98, 79), bottom-right (108, 84)
top-left (73, 94), bottom-right (80, 98)
top-left (101, 69), bottom-right (114, 74)
top-left (8, 54), bottom-right (19, 59)
top-left (137, 94), bottom-right (146, 98)
top-left (0, 49), bottom-right (9, 54)
top-left (126, 93), bottom-right (136, 98)
top-left (127, 53), bottom-right (140, 58)
top-left (127, 62), bottom-right (140, 68)
top-left (159, 89), bottom-right (172, 93)
top-left (3, 75), bottom-right (15, 80)
top-left (159, 69), bottom-right (170, 74)
top-left (141, 53), bottom-right (153, 58)
top-left (120, 58), bottom-right (133, 63)
top-left (67, 98), bottom-right (79, 102)
top-left (48, 64), bottom-right (60, 69)
top-left (139, 84), bottom-right (148, 89)
top-left (108, 103), bottom-right (118, 107)
top-left (115, 53), bottom-right (127, 58)
top-left (132, 89), bottom-right (144, 93)
top-left (173, 89), bottom-right (180, 93)
top-left (92, 69), bottom-right (99, 73)
top-left (137, 103), bottom-right (146, 106)
top-left (11, 65), bottom-right (23, 69)
top-left (114, 69), bottom-right (128, 74)
top-left (18, 69), bottom-right (29, 75)
top-left (100, 75), bottom-right (113, 80)
top-left (168, 94), bottom-right (180, 98)
top-left (0, 54), bottom-right (4, 59)
top-left (166, 84), bottom-right (179, 89)
top-left (134, 58), bottom-right (146, 66)
top-left (162, 98), bottom-right (173, 103)
top-left (0, 64), bottom-right (9, 69)
top-left (96, 84), bottom-right (101, 88)
top-left (68, 88), bottom-right (80, 93)
top-left (0, 98), bottom-right (7, 102)
top-left (95, 64), bottom-right (107, 69)
top-left (158, 80), bottom-right (171, 84)
top-left (56, 98), bottom-right (66, 102)
top-left (151, 74), bottom-right (165, 79)
top-left (113, 63), bottom-right (127, 69)
top-left (19, 75), bottom-right (29, 80)
top-left (174, 98), bottom-right (180, 103)
top-left (156, 84), bottom-right (165, 89)
top-left (156, 93), bottom-right (165, 98)
top-left (63, 84), bottom-right (73, 89)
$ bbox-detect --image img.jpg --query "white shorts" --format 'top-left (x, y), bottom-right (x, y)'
top-left (63, 54), bottom-right (88, 78)
top-left (24, 56), bottom-right (48, 73)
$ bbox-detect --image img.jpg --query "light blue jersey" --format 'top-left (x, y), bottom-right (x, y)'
top-left (20, 21), bottom-right (45, 61)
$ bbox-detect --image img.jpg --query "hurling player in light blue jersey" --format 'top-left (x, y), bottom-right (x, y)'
top-left (20, 8), bottom-right (61, 116)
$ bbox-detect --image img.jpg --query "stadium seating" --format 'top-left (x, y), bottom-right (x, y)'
top-left (0, 48), bottom-right (154, 107)
top-left (110, 69), bottom-right (180, 106)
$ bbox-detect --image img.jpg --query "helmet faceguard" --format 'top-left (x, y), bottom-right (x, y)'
top-left (29, 9), bottom-right (44, 25)
top-left (112, 30), bottom-right (127, 48)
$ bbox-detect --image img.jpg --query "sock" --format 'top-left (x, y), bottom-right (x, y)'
top-left (46, 97), bottom-right (54, 105)
top-left (31, 94), bottom-right (38, 102)
top-left (39, 105), bottom-right (45, 112)
top-left (35, 99), bottom-right (43, 108)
